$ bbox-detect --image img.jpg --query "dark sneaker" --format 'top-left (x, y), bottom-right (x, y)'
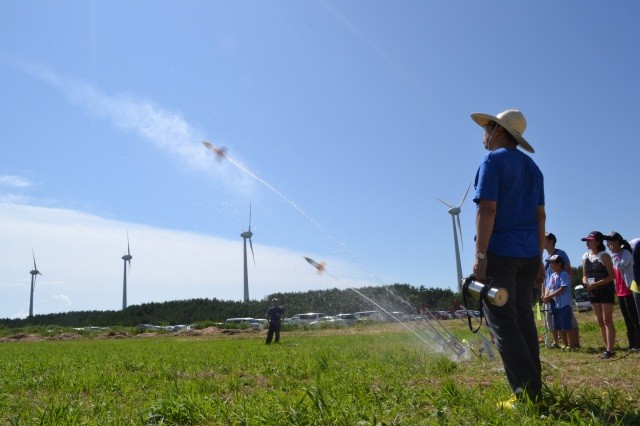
top-left (598, 351), bottom-right (614, 359)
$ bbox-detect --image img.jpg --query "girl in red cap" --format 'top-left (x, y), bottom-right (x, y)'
top-left (581, 231), bottom-right (616, 359)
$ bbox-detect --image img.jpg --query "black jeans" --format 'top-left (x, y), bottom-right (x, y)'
top-left (618, 294), bottom-right (640, 349)
top-left (266, 324), bottom-right (280, 344)
top-left (483, 253), bottom-right (542, 401)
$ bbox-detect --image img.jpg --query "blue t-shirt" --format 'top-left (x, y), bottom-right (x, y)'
top-left (544, 248), bottom-right (570, 289)
top-left (549, 270), bottom-right (572, 309)
top-left (473, 147), bottom-right (544, 258)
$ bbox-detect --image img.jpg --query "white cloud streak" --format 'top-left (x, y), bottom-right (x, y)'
top-left (0, 175), bottom-right (32, 188)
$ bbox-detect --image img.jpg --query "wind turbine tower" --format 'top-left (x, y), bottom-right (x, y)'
top-left (121, 233), bottom-right (133, 310)
top-left (28, 250), bottom-right (42, 317)
top-left (437, 184), bottom-right (472, 286)
top-left (240, 205), bottom-right (255, 303)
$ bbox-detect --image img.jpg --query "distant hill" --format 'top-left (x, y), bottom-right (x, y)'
top-left (0, 284), bottom-right (459, 328)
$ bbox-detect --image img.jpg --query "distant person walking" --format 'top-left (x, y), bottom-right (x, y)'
top-left (606, 231), bottom-right (639, 351)
top-left (265, 298), bottom-right (284, 344)
top-left (581, 231), bottom-right (616, 359)
top-left (471, 108), bottom-right (545, 406)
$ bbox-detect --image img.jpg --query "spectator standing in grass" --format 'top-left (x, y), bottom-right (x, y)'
top-left (542, 255), bottom-right (578, 349)
top-left (629, 238), bottom-right (640, 318)
top-left (471, 108), bottom-right (545, 406)
top-left (542, 232), bottom-right (580, 348)
top-left (581, 231), bottom-right (616, 359)
top-left (265, 298), bottom-right (284, 344)
top-left (606, 231), bottom-right (639, 351)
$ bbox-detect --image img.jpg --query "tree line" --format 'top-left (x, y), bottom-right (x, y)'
top-left (0, 284), bottom-right (459, 328)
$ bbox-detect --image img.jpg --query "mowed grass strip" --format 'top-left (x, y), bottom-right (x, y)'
top-left (1, 316), bottom-right (640, 424)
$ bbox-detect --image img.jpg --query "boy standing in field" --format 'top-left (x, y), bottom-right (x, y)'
top-left (543, 255), bottom-right (578, 349)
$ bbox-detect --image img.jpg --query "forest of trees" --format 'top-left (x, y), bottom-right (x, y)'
top-left (1, 265), bottom-right (590, 330)
top-left (0, 284), bottom-right (460, 329)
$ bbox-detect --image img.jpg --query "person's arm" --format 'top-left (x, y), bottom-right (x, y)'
top-left (473, 199), bottom-right (496, 281)
top-left (535, 205), bottom-right (546, 280)
top-left (536, 206), bottom-right (546, 258)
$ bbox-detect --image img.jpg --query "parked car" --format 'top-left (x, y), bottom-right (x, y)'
top-left (309, 316), bottom-right (346, 327)
top-left (225, 317), bottom-right (262, 329)
top-left (574, 285), bottom-right (592, 312)
top-left (354, 310), bottom-right (385, 322)
top-left (335, 313), bottom-right (358, 325)
top-left (136, 324), bottom-right (157, 331)
top-left (288, 313), bottom-right (325, 325)
top-left (390, 311), bottom-right (410, 321)
top-left (435, 311), bottom-right (453, 320)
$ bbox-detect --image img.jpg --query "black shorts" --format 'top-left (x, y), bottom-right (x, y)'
top-left (588, 283), bottom-right (615, 304)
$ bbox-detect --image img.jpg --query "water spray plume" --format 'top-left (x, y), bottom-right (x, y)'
top-left (203, 142), bottom-right (484, 361)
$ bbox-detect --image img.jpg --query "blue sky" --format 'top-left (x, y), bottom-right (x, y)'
top-left (1, 1), bottom-right (639, 318)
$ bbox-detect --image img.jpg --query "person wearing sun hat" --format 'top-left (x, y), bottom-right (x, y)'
top-left (581, 231), bottom-right (616, 359)
top-left (471, 109), bottom-right (546, 406)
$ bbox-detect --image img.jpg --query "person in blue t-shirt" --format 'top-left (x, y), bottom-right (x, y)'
top-left (266, 298), bottom-right (285, 344)
top-left (471, 109), bottom-right (546, 405)
top-left (543, 254), bottom-right (578, 349)
top-left (542, 232), bottom-right (580, 348)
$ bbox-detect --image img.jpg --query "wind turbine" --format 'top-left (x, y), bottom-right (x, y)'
top-left (437, 183), bottom-right (472, 286)
top-left (121, 233), bottom-right (133, 310)
top-left (28, 250), bottom-right (42, 317)
top-left (240, 204), bottom-right (255, 303)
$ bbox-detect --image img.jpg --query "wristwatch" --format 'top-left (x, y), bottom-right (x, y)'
top-left (476, 253), bottom-right (486, 260)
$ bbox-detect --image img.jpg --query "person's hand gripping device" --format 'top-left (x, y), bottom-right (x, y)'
top-left (461, 275), bottom-right (508, 307)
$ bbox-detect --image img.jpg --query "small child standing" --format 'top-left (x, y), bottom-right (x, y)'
top-left (543, 254), bottom-right (578, 349)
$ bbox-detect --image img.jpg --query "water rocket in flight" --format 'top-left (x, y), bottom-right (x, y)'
top-left (304, 257), bottom-right (336, 279)
top-left (202, 141), bottom-right (228, 161)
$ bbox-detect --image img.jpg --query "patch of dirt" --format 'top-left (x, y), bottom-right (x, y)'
top-left (0, 333), bottom-right (46, 342)
top-left (136, 332), bottom-right (159, 338)
top-left (99, 331), bottom-right (131, 339)
top-left (50, 333), bottom-right (82, 341)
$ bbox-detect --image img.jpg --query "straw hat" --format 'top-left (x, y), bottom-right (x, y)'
top-left (470, 109), bottom-right (534, 153)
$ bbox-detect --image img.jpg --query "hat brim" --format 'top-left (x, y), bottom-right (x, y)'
top-left (581, 237), bottom-right (596, 241)
top-left (471, 112), bottom-right (535, 153)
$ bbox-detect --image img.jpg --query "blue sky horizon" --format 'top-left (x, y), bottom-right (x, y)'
top-left (1, 1), bottom-right (639, 319)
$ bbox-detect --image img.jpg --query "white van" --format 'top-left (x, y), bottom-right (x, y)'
top-left (225, 317), bottom-right (262, 329)
top-left (288, 313), bottom-right (325, 325)
top-left (574, 285), bottom-right (592, 312)
top-left (354, 310), bottom-right (386, 322)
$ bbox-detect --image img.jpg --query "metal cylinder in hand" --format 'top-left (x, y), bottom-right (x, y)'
top-left (461, 276), bottom-right (508, 306)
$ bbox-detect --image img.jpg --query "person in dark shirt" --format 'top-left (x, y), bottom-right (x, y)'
top-left (266, 298), bottom-right (284, 344)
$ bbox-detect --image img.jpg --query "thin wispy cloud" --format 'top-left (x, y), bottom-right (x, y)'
top-left (19, 61), bottom-right (248, 178)
top-left (0, 175), bottom-right (32, 188)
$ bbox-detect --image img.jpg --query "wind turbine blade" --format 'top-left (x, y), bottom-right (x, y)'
top-left (456, 214), bottom-right (464, 250)
top-left (248, 203), bottom-right (252, 232)
top-left (457, 183), bottom-right (473, 207)
top-left (32, 249), bottom-right (37, 270)
top-left (127, 232), bottom-right (131, 256)
top-left (249, 238), bottom-right (255, 266)
top-left (437, 198), bottom-right (454, 209)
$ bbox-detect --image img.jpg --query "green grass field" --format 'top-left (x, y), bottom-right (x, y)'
top-left (1, 313), bottom-right (640, 425)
